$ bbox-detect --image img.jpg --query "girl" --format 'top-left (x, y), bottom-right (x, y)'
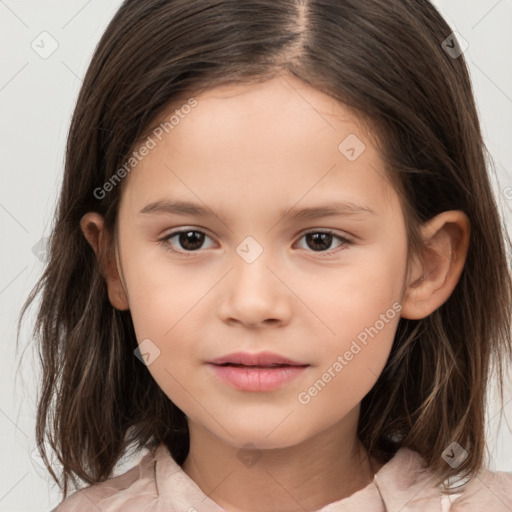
top-left (20, 0), bottom-right (512, 510)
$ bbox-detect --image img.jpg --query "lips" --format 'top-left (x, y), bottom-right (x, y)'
top-left (206, 354), bottom-right (308, 392)
top-left (208, 351), bottom-right (307, 367)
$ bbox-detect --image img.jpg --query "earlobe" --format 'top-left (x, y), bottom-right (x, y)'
top-left (400, 210), bottom-right (470, 320)
top-left (80, 212), bottom-right (130, 311)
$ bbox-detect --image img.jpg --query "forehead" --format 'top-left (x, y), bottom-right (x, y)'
top-left (175, 75), bottom-right (373, 151)
top-left (121, 74), bottom-right (398, 220)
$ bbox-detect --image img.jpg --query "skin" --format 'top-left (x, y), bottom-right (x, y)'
top-left (81, 72), bottom-right (470, 512)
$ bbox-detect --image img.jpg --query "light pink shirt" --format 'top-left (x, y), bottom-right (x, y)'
top-left (52, 443), bottom-right (512, 511)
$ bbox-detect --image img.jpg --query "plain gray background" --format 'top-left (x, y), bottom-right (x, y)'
top-left (1, 1), bottom-right (511, 510)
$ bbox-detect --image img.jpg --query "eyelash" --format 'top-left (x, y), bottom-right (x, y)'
top-left (158, 228), bottom-right (353, 257)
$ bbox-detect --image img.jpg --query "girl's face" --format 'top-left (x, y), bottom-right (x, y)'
top-left (115, 73), bottom-right (409, 449)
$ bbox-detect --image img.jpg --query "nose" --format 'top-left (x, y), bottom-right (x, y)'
top-left (217, 250), bottom-right (293, 329)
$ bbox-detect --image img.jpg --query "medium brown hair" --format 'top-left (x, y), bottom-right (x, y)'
top-left (18, 0), bottom-right (512, 499)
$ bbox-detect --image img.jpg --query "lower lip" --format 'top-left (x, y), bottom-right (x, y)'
top-left (207, 363), bottom-right (309, 392)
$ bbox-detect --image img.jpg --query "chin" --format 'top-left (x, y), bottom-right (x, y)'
top-left (221, 423), bottom-right (310, 451)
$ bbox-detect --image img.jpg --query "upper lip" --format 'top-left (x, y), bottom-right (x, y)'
top-left (208, 351), bottom-right (308, 366)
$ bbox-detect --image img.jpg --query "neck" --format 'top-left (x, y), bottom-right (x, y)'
top-left (181, 408), bottom-right (381, 512)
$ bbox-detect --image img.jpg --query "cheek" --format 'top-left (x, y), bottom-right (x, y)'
top-left (291, 243), bottom-right (404, 400)
top-left (122, 255), bottom-right (205, 410)
top-left (294, 244), bottom-right (405, 341)
top-left (120, 245), bottom-right (213, 390)
top-left (296, 311), bottom-right (400, 427)
top-left (121, 243), bottom-right (208, 338)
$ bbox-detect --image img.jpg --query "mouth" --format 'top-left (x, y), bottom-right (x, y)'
top-left (205, 351), bottom-right (310, 391)
top-left (207, 351), bottom-right (308, 367)
top-left (214, 362), bottom-right (304, 368)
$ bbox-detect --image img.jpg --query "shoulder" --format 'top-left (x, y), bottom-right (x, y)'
top-left (445, 468), bottom-right (512, 511)
top-left (52, 447), bottom-right (160, 512)
top-left (374, 447), bottom-right (512, 512)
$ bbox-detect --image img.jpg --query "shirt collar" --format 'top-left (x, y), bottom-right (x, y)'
top-left (152, 443), bottom-right (442, 512)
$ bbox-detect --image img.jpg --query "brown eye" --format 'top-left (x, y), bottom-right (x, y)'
top-left (305, 232), bottom-right (334, 251)
top-left (175, 231), bottom-right (205, 251)
top-left (296, 230), bottom-right (352, 255)
top-left (160, 229), bottom-right (216, 255)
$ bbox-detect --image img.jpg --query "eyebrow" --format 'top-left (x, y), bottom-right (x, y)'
top-left (139, 199), bottom-right (376, 221)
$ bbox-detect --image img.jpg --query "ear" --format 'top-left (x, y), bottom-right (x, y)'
top-left (400, 210), bottom-right (470, 320)
top-left (80, 212), bottom-right (130, 311)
